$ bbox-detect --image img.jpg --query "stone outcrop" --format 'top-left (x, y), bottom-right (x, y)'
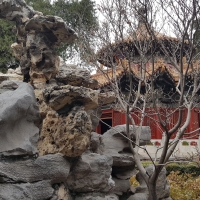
top-left (89, 128), bottom-right (150, 198)
top-left (0, 71), bottom-right (23, 84)
top-left (55, 66), bottom-right (98, 89)
top-left (129, 165), bottom-right (171, 200)
top-left (0, 180), bottom-right (54, 200)
top-left (37, 59), bottom-right (115, 157)
top-left (67, 153), bottom-right (114, 192)
top-left (0, 1), bottom-right (171, 200)
top-left (74, 193), bottom-right (119, 200)
top-left (0, 0), bottom-right (77, 87)
top-left (43, 85), bottom-right (99, 111)
top-left (101, 125), bottom-right (151, 167)
top-left (0, 153), bottom-right (70, 183)
top-left (0, 153), bottom-right (71, 199)
top-left (0, 80), bottom-right (40, 156)
top-left (38, 107), bottom-right (92, 157)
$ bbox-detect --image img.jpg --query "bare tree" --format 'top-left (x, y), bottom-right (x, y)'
top-left (89, 0), bottom-right (200, 199)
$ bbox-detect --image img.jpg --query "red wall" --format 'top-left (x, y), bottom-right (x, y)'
top-left (95, 108), bottom-right (200, 139)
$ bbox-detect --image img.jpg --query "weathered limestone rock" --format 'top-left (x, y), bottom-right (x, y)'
top-left (67, 153), bottom-right (114, 192)
top-left (0, 0), bottom-right (77, 87)
top-left (98, 91), bottom-right (116, 105)
top-left (102, 125), bottom-right (151, 167)
top-left (34, 89), bottom-right (53, 119)
top-left (43, 85), bottom-right (99, 111)
top-left (25, 15), bottom-right (77, 46)
top-left (0, 180), bottom-right (54, 200)
top-left (24, 31), bottom-right (60, 87)
top-left (38, 107), bottom-right (92, 157)
top-left (56, 66), bottom-right (98, 89)
top-left (0, 0), bottom-right (35, 21)
top-left (0, 81), bottom-right (40, 156)
top-left (0, 154), bottom-right (70, 183)
top-left (132, 165), bottom-right (170, 200)
top-left (75, 193), bottom-right (119, 200)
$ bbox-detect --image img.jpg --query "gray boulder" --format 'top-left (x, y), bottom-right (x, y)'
top-left (0, 0), bottom-right (77, 87)
top-left (134, 165), bottom-right (170, 199)
top-left (0, 81), bottom-right (40, 156)
top-left (0, 153), bottom-right (70, 183)
top-left (67, 153), bottom-right (114, 192)
top-left (112, 167), bottom-right (137, 180)
top-left (75, 193), bottom-right (119, 200)
top-left (101, 125), bottom-right (151, 167)
top-left (112, 178), bottom-right (130, 195)
top-left (127, 193), bottom-right (148, 200)
top-left (0, 180), bottom-right (54, 200)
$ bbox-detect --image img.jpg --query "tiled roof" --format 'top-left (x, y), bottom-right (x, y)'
top-left (92, 59), bottom-right (200, 88)
top-left (125, 24), bottom-right (183, 42)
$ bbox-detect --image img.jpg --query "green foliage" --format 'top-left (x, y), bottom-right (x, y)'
top-left (0, 19), bottom-right (18, 73)
top-left (168, 171), bottom-right (200, 200)
top-left (141, 162), bottom-right (200, 177)
top-left (25, 0), bottom-right (53, 15)
top-left (166, 163), bottom-right (200, 177)
top-left (52, 0), bottom-right (98, 62)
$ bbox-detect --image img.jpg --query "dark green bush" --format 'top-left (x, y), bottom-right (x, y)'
top-left (141, 162), bottom-right (200, 177)
top-left (166, 163), bottom-right (200, 177)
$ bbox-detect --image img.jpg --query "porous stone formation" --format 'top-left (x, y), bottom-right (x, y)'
top-left (43, 85), bottom-right (99, 111)
top-left (0, 0), bottom-right (77, 87)
top-left (89, 128), bottom-right (150, 198)
top-left (0, 153), bottom-right (70, 183)
top-left (0, 181), bottom-right (54, 200)
top-left (38, 107), bottom-right (92, 157)
top-left (36, 59), bottom-right (108, 157)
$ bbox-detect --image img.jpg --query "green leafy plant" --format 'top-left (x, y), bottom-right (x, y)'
top-left (182, 141), bottom-right (189, 146)
top-left (166, 163), bottom-right (200, 177)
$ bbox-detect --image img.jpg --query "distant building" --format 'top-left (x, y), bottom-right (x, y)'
top-left (92, 21), bottom-right (200, 157)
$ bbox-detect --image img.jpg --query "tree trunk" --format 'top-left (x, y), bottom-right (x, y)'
top-left (148, 182), bottom-right (157, 200)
